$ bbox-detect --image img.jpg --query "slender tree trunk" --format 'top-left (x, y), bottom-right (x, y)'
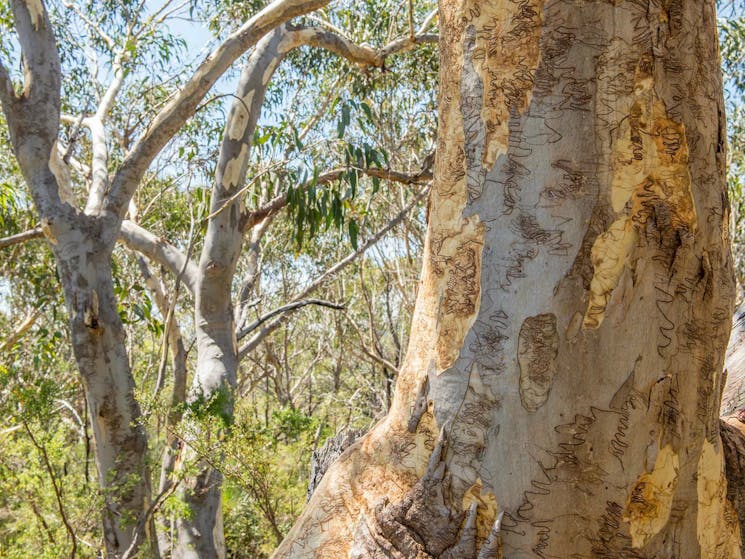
top-left (275, 1), bottom-right (743, 557)
top-left (173, 28), bottom-right (291, 559)
top-left (53, 220), bottom-right (152, 556)
top-left (173, 270), bottom-right (238, 559)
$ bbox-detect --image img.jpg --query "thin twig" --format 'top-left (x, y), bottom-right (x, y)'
top-left (22, 420), bottom-right (77, 559)
top-left (151, 204), bottom-right (197, 406)
top-left (237, 299), bottom-right (345, 341)
top-left (119, 475), bottom-right (182, 559)
top-left (1, 306), bottom-right (45, 352)
top-left (237, 185), bottom-right (429, 359)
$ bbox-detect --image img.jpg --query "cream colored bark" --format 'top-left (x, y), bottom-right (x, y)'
top-left (274, 1), bottom-right (742, 557)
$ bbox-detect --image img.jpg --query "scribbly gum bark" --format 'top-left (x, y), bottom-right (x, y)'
top-left (275, 1), bottom-right (742, 558)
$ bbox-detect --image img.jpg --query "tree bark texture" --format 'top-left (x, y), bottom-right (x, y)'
top-left (53, 222), bottom-right (151, 556)
top-left (275, 1), bottom-right (740, 557)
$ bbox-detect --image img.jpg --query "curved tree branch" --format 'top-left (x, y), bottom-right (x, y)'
top-left (119, 220), bottom-right (198, 294)
top-left (105, 0), bottom-right (331, 217)
top-left (0, 221), bottom-right (198, 295)
top-left (237, 299), bottom-right (345, 340)
top-left (0, 306), bottom-right (45, 352)
top-left (242, 163), bottom-right (433, 232)
top-left (292, 25), bottom-right (438, 67)
top-left (4, 0), bottom-right (66, 220)
top-left (0, 227), bottom-right (44, 249)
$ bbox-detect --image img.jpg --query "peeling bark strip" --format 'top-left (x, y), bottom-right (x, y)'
top-left (275, 1), bottom-right (741, 558)
top-left (583, 53), bottom-right (697, 330)
top-left (349, 432), bottom-right (503, 559)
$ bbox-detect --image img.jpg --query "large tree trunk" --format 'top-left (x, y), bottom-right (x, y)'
top-left (274, 1), bottom-right (742, 557)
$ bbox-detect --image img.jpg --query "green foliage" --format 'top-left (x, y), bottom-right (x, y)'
top-left (220, 403), bottom-right (326, 558)
top-left (183, 383), bottom-right (235, 427)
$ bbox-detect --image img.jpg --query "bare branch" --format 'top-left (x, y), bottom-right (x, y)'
top-left (1, 306), bottom-right (45, 352)
top-left (408, 0), bottom-right (415, 39)
top-left (150, 209), bottom-right (195, 411)
top-left (379, 33), bottom-right (438, 59)
top-left (237, 186), bottom-right (429, 360)
top-left (4, 0), bottom-right (65, 218)
top-left (12, 0), bottom-right (61, 104)
top-left (236, 216), bottom-right (273, 328)
top-left (119, 220), bottom-right (198, 294)
top-left (0, 227), bottom-right (44, 249)
top-left (63, 1), bottom-right (116, 49)
top-left (84, 43), bottom-right (129, 213)
top-left (83, 115), bottom-right (112, 213)
top-left (347, 328), bottom-right (401, 374)
top-left (105, 0), bottom-right (330, 217)
top-left (291, 25), bottom-right (438, 68)
top-left (209, 21), bottom-right (436, 229)
top-left (133, 1), bottom-right (193, 48)
top-left (0, 223), bottom-right (198, 300)
top-left (136, 256), bottom-right (187, 403)
top-left (0, 221), bottom-right (199, 300)
top-left (417, 8), bottom-right (439, 35)
top-left (237, 299), bottom-right (345, 340)
top-left (120, 473), bottom-right (181, 559)
top-left (22, 420), bottom-right (77, 559)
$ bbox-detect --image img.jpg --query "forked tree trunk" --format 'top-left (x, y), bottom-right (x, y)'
top-left (275, 1), bottom-right (744, 557)
top-left (173, 28), bottom-right (291, 559)
top-left (0, 3), bottom-right (151, 556)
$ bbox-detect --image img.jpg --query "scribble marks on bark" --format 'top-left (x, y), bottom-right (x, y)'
top-left (518, 313), bottom-right (559, 412)
top-left (584, 54), bottom-right (697, 330)
top-left (443, 243), bottom-right (480, 317)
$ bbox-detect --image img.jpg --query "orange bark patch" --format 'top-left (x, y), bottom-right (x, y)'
top-left (462, 0), bottom-right (544, 168)
top-left (432, 220), bottom-right (485, 371)
top-left (462, 478), bottom-right (499, 543)
top-left (697, 439), bottom-right (743, 558)
top-left (584, 55), bottom-right (697, 329)
top-left (624, 445), bottom-right (679, 548)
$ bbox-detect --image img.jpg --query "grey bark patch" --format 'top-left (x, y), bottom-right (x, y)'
top-left (518, 313), bottom-right (559, 412)
top-left (307, 428), bottom-right (362, 501)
